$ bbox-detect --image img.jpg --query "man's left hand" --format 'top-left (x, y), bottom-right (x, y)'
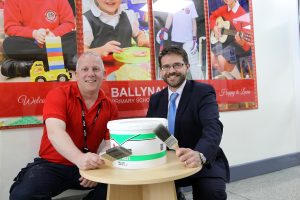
top-left (176, 148), bottom-right (202, 168)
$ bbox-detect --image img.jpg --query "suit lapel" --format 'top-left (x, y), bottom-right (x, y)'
top-left (159, 88), bottom-right (169, 118)
top-left (177, 80), bottom-right (192, 116)
top-left (175, 81), bottom-right (192, 135)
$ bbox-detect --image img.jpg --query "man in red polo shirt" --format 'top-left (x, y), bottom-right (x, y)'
top-left (9, 52), bottom-right (118, 200)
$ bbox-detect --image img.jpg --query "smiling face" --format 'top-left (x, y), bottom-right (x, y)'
top-left (96, 0), bottom-right (121, 15)
top-left (160, 54), bottom-right (189, 91)
top-left (75, 53), bottom-right (105, 96)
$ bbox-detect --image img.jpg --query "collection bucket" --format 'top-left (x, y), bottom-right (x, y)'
top-left (107, 118), bottom-right (167, 169)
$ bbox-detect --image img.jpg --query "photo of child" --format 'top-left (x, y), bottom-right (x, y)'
top-left (83, 0), bottom-right (151, 81)
top-left (153, 0), bottom-right (206, 80)
top-left (208, 0), bottom-right (253, 80)
top-left (0, 0), bottom-right (77, 82)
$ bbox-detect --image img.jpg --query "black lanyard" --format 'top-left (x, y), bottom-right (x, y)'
top-left (80, 100), bottom-right (102, 153)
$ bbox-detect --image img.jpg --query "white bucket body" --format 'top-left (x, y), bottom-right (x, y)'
top-left (107, 118), bottom-right (167, 169)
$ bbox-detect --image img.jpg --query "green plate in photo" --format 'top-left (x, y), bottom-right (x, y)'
top-left (113, 47), bottom-right (150, 64)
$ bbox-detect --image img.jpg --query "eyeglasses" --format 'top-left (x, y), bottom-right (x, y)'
top-left (160, 62), bottom-right (185, 71)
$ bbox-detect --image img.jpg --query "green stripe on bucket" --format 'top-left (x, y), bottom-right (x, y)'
top-left (119, 151), bottom-right (167, 161)
top-left (110, 133), bottom-right (155, 145)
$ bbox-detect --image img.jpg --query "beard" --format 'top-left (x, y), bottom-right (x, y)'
top-left (162, 71), bottom-right (186, 89)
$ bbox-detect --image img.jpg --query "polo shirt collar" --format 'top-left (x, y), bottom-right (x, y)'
top-left (73, 83), bottom-right (105, 104)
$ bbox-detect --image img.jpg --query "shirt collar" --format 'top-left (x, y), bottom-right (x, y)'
top-left (168, 80), bottom-right (187, 100)
top-left (90, 2), bottom-right (122, 18)
top-left (227, 1), bottom-right (240, 13)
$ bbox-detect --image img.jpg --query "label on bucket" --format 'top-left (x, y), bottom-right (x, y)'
top-left (111, 133), bottom-right (156, 145)
top-left (110, 132), bottom-right (167, 169)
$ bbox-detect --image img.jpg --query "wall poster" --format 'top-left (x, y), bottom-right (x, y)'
top-left (0, 0), bottom-right (257, 129)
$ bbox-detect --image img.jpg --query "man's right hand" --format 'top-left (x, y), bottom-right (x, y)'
top-left (76, 152), bottom-right (105, 170)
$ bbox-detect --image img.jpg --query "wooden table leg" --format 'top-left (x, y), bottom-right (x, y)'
top-left (107, 184), bottom-right (142, 200)
top-left (142, 181), bottom-right (177, 200)
top-left (107, 181), bottom-right (177, 200)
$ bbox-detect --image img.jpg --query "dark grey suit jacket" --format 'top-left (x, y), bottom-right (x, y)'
top-left (147, 80), bottom-right (230, 182)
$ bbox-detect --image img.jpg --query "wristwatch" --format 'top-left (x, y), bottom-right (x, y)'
top-left (199, 152), bottom-right (207, 165)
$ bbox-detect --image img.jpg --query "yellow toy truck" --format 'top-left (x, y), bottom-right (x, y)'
top-left (30, 61), bottom-right (72, 82)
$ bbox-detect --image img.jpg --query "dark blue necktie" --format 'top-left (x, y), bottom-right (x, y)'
top-left (168, 93), bottom-right (179, 135)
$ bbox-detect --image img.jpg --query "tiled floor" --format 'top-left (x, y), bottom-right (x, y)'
top-left (57, 165), bottom-right (300, 200)
top-left (185, 165), bottom-right (300, 200)
top-left (226, 165), bottom-right (300, 200)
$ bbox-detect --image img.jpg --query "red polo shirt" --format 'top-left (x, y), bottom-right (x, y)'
top-left (39, 83), bottom-right (118, 165)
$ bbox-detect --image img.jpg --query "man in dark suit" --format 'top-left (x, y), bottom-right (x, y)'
top-left (147, 46), bottom-right (229, 200)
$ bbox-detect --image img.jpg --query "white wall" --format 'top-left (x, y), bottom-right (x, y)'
top-left (221, 0), bottom-right (300, 165)
top-left (296, 0), bottom-right (300, 163)
top-left (0, 127), bottom-right (42, 199)
top-left (1, 0), bottom-right (300, 199)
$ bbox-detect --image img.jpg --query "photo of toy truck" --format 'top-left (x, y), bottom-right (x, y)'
top-left (30, 61), bottom-right (72, 82)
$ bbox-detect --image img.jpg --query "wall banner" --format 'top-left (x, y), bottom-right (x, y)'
top-left (0, 0), bottom-right (257, 129)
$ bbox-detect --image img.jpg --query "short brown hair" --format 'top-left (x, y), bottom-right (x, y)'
top-left (158, 46), bottom-right (189, 68)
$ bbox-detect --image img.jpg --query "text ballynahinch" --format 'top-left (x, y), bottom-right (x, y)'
top-left (111, 86), bottom-right (163, 98)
